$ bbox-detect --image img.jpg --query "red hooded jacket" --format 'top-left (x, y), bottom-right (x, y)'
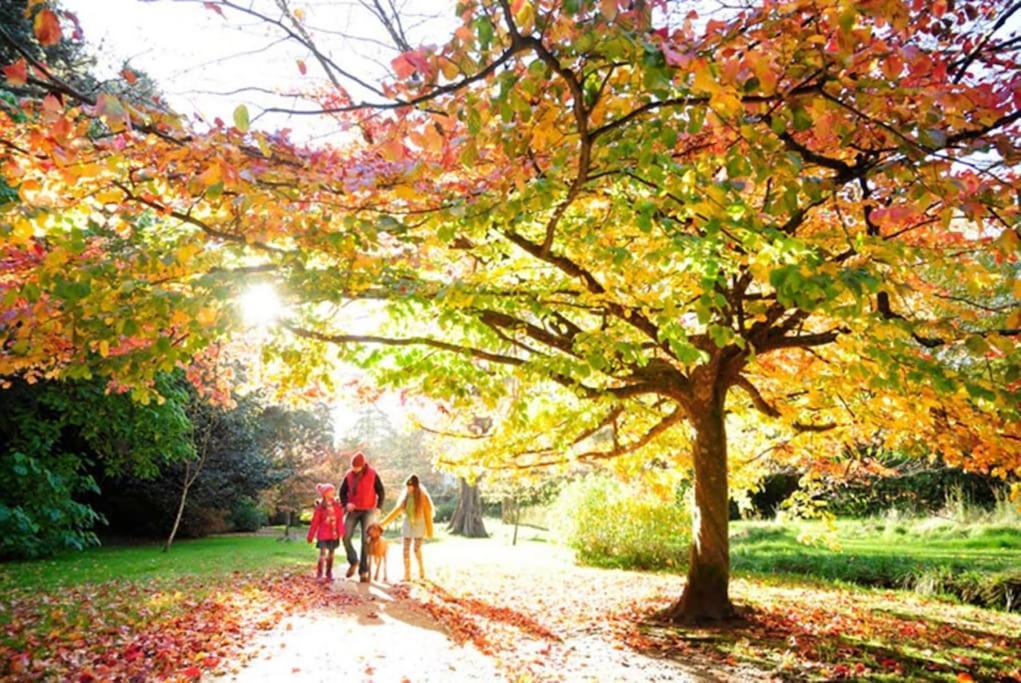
top-left (307, 499), bottom-right (344, 542)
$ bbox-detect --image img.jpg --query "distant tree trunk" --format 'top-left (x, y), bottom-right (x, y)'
top-left (164, 462), bottom-right (195, 552)
top-left (165, 412), bottom-right (214, 552)
top-left (663, 382), bottom-right (735, 622)
top-left (282, 509), bottom-right (292, 541)
top-left (512, 498), bottom-right (520, 546)
top-left (448, 478), bottom-right (488, 538)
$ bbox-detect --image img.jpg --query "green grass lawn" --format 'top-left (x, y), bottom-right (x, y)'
top-left (732, 518), bottom-right (1021, 576)
top-left (0, 518), bottom-right (553, 593)
top-left (0, 534), bottom-right (311, 592)
top-left (730, 517), bottom-right (1021, 610)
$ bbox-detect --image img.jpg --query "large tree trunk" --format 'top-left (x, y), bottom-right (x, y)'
top-left (663, 385), bottom-right (736, 623)
top-left (448, 478), bottom-right (488, 538)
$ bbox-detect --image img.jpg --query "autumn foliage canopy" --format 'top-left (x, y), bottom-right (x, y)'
top-left (2, 0), bottom-right (1019, 619)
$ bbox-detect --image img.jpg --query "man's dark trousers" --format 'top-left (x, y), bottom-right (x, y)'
top-left (343, 508), bottom-right (377, 576)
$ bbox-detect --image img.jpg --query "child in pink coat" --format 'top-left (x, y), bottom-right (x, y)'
top-left (307, 483), bottom-right (345, 581)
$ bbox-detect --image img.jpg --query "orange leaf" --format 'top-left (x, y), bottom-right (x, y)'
top-left (296, 59), bottom-right (307, 75)
top-left (42, 93), bottom-right (62, 115)
top-left (121, 68), bottom-right (138, 85)
top-left (33, 8), bottom-right (62, 46)
top-left (956, 674), bottom-right (975, 683)
top-left (3, 59), bottom-right (27, 86)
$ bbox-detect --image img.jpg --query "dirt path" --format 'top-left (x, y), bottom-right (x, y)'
top-left (218, 580), bottom-right (501, 682)
top-left (218, 535), bottom-right (759, 682)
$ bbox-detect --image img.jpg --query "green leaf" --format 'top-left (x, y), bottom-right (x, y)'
top-left (233, 104), bottom-right (250, 133)
top-left (475, 16), bottom-right (494, 50)
top-left (792, 106), bottom-right (812, 132)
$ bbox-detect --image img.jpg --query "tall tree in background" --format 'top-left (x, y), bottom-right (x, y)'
top-left (2, 0), bottom-right (1019, 621)
top-left (0, 374), bottom-right (193, 558)
top-left (260, 402), bottom-right (335, 540)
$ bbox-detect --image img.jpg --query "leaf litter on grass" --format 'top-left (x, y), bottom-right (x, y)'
top-left (0, 570), bottom-right (362, 681)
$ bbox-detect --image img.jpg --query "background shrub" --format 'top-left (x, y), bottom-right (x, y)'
top-left (0, 451), bottom-right (102, 559)
top-left (433, 497), bottom-right (457, 524)
top-left (551, 474), bottom-right (690, 570)
top-left (229, 497), bottom-right (267, 532)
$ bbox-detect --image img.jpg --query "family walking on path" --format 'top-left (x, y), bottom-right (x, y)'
top-left (307, 451), bottom-right (434, 583)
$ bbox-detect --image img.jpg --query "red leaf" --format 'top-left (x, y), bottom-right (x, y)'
top-left (33, 8), bottom-right (62, 46)
top-left (297, 59), bottom-right (307, 75)
top-left (391, 53), bottom-right (416, 80)
top-left (204, 2), bottom-right (224, 17)
top-left (121, 68), bottom-right (138, 85)
top-left (182, 665), bottom-right (202, 678)
top-left (3, 59), bottom-right (27, 86)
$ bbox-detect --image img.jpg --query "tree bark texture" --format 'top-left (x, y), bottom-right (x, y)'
top-left (448, 478), bottom-right (488, 538)
top-left (664, 383), bottom-right (736, 622)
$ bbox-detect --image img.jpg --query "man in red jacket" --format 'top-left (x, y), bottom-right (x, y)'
top-left (339, 451), bottom-right (385, 582)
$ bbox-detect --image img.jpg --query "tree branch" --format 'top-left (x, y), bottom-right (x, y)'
top-left (733, 376), bottom-right (837, 432)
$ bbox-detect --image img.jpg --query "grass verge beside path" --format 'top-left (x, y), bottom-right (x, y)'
top-left (0, 534), bottom-right (310, 592)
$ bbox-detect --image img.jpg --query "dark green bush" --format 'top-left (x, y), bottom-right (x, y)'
top-left (0, 451), bottom-right (103, 559)
top-left (433, 497), bottom-right (457, 523)
top-left (229, 497), bottom-right (267, 532)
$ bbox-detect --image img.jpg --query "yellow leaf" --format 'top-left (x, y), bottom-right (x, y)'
top-left (711, 92), bottom-right (743, 118)
top-left (95, 188), bottom-right (123, 203)
top-left (176, 243), bottom-right (201, 263)
top-left (692, 60), bottom-right (719, 95)
top-left (257, 135), bottom-right (271, 158)
top-left (197, 307), bottom-right (217, 327)
top-left (439, 58), bottom-right (459, 81)
top-left (199, 164), bottom-right (222, 187)
top-left (394, 184), bottom-right (419, 201)
top-left (513, 0), bottom-right (534, 32)
top-left (98, 340), bottom-right (110, 358)
top-left (12, 217), bottom-right (35, 242)
top-left (170, 310), bottom-right (190, 328)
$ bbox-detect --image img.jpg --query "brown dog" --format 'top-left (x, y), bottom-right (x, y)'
top-left (366, 523), bottom-right (389, 583)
